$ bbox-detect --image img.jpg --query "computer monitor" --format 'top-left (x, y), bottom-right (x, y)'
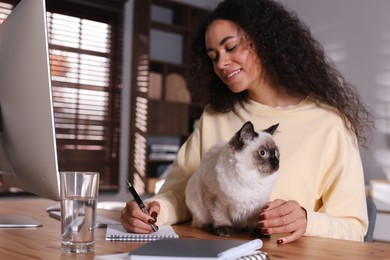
top-left (0, 0), bottom-right (60, 226)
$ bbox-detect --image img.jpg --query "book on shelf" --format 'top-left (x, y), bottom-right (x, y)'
top-left (128, 238), bottom-right (266, 260)
top-left (148, 143), bottom-right (179, 161)
top-left (149, 152), bottom-right (177, 161)
top-left (165, 73), bottom-right (191, 104)
top-left (105, 224), bottom-right (179, 242)
top-left (150, 143), bottom-right (179, 153)
top-left (148, 72), bottom-right (162, 100)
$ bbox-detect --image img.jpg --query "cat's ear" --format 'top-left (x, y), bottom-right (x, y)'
top-left (238, 121), bottom-right (258, 143)
top-left (264, 123), bottom-right (279, 135)
top-left (230, 121), bottom-right (258, 150)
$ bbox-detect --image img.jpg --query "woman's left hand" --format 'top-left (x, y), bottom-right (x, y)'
top-left (258, 199), bottom-right (307, 244)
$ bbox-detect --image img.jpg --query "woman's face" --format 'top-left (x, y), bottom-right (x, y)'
top-left (205, 19), bottom-right (262, 93)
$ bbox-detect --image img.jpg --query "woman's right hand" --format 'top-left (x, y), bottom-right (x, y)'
top-left (120, 200), bottom-right (160, 233)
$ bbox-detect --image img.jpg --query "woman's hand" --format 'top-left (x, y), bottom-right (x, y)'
top-left (120, 200), bottom-right (160, 233)
top-left (258, 199), bottom-right (307, 244)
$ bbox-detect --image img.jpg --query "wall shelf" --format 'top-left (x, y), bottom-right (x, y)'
top-left (128, 0), bottom-right (208, 194)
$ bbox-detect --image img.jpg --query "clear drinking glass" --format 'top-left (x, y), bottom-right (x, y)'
top-left (60, 171), bottom-right (99, 253)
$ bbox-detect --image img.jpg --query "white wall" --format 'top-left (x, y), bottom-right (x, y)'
top-left (278, 0), bottom-right (390, 182)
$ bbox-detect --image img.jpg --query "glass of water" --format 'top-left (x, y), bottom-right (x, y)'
top-left (60, 171), bottom-right (99, 253)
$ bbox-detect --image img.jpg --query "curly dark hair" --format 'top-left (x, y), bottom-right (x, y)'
top-left (190, 0), bottom-right (373, 147)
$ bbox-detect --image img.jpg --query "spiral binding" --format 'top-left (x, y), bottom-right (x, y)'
top-left (107, 234), bottom-right (178, 242)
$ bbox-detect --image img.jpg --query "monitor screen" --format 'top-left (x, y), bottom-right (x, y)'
top-left (0, 0), bottom-right (60, 201)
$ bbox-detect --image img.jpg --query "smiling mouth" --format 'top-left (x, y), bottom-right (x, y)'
top-left (224, 69), bottom-right (242, 80)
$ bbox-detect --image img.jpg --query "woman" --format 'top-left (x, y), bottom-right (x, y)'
top-left (121, 0), bottom-right (373, 244)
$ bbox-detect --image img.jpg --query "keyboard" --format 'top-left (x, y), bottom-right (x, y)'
top-left (48, 210), bottom-right (121, 228)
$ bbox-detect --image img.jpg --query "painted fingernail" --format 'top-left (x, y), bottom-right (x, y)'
top-left (262, 228), bottom-right (269, 235)
top-left (151, 211), bottom-right (158, 220)
top-left (258, 222), bottom-right (265, 228)
top-left (263, 205), bottom-right (269, 210)
top-left (148, 219), bottom-right (156, 224)
top-left (277, 239), bottom-right (284, 244)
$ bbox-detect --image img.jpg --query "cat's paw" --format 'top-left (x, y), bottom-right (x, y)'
top-left (250, 228), bottom-right (271, 239)
top-left (214, 226), bottom-right (235, 237)
top-left (201, 223), bottom-right (215, 233)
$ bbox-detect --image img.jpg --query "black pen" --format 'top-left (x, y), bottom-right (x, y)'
top-left (126, 180), bottom-right (158, 232)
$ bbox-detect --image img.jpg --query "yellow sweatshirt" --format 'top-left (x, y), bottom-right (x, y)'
top-left (147, 97), bottom-right (368, 241)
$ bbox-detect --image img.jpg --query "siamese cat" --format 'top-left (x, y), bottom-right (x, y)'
top-left (185, 121), bottom-right (280, 237)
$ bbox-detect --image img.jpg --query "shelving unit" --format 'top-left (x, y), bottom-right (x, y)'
top-left (128, 0), bottom-right (209, 194)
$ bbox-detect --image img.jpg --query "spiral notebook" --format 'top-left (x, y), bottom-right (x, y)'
top-left (105, 224), bottom-right (179, 241)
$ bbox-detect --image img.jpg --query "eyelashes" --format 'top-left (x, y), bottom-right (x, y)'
top-left (227, 45), bottom-right (238, 52)
top-left (208, 44), bottom-right (239, 63)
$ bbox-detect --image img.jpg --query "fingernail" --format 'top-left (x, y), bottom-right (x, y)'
top-left (263, 205), bottom-right (269, 210)
top-left (148, 219), bottom-right (156, 224)
top-left (151, 211), bottom-right (158, 220)
top-left (262, 228), bottom-right (269, 235)
top-left (258, 221), bottom-right (265, 228)
top-left (277, 239), bottom-right (284, 244)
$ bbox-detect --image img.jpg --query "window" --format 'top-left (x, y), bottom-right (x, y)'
top-left (0, 2), bottom-right (12, 24)
top-left (0, 0), bottom-right (125, 193)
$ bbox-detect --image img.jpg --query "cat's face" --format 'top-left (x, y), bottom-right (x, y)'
top-left (229, 121), bottom-right (279, 177)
